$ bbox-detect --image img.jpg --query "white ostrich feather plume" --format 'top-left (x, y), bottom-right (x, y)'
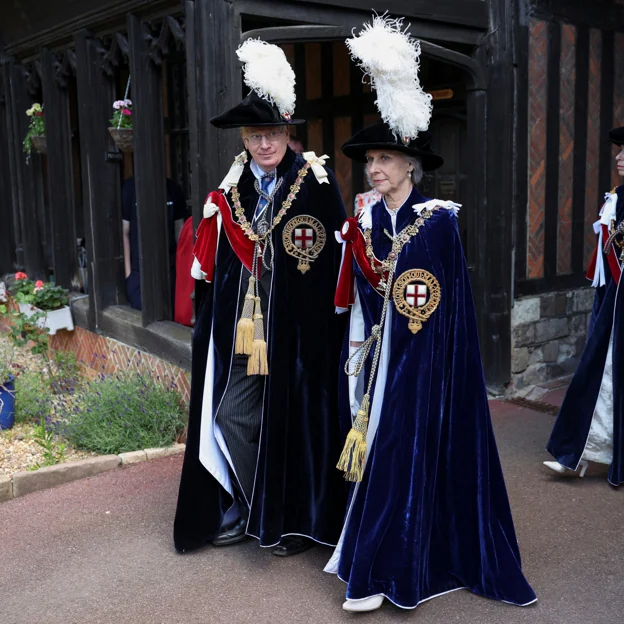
top-left (236, 39), bottom-right (296, 118)
top-left (346, 15), bottom-right (432, 141)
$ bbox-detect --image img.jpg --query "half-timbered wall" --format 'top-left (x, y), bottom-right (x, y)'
top-left (518, 5), bottom-right (624, 296)
top-left (510, 0), bottom-right (624, 392)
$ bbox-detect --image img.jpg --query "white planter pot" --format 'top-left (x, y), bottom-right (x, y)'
top-left (18, 303), bottom-right (74, 336)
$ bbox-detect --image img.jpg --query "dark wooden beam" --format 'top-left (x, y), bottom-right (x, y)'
top-left (599, 30), bottom-right (615, 195)
top-left (41, 47), bottom-right (78, 289)
top-left (237, 0), bottom-right (485, 46)
top-left (3, 60), bottom-right (48, 280)
top-left (74, 30), bottom-right (124, 330)
top-left (292, 0), bottom-right (488, 29)
top-left (0, 84), bottom-right (16, 274)
top-left (185, 0), bottom-right (201, 230)
top-left (571, 26), bottom-right (589, 274)
top-left (513, 6), bottom-right (530, 285)
top-left (530, 0), bottom-right (624, 31)
top-left (472, 0), bottom-right (515, 388)
top-left (187, 0), bottom-right (240, 229)
top-left (293, 43), bottom-right (308, 152)
top-left (3, 0), bottom-right (175, 57)
top-left (242, 26), bottom-right (486, 90)
top-left (321, 42), bottom-right (334, 161)
top-left (1, 61), bottom-right (24, 270)
top-left (128, 14), bottom-right (172, 326)
top-left (544, 22), bottom-right (561, 278)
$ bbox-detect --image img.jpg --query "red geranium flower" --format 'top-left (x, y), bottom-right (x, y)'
top-left (15, 272), bottom-right (28, 280)
top-left (35, 280), bottom-right (44, 288)
top-left (122, 108), bottom-right (132, 115)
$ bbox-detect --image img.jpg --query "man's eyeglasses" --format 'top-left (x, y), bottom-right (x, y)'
top-left (243, 130), bottom-right (286, 146)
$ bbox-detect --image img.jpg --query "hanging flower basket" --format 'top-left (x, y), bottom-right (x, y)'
top-left (23, 103), bottom-right (46, 156)
top-left (30, 135), bottom-right (47, 154)
top-left (108, 127), bottom-right (133, 152)
top-left (109, 97), bottom-right (133, 152)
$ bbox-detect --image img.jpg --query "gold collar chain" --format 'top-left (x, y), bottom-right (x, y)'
top-left (230, 163), bottom-right (311, 243)
top-left (364, 206), bottom-right (436, 278)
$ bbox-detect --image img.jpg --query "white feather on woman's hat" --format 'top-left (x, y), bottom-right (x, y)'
top-left (346, 14), bottom-right (432, 144)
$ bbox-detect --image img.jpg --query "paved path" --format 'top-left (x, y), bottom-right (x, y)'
top-left (1, 400), bottom-right (623, 624)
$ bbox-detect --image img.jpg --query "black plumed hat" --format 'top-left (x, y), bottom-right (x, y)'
top-left (342, 122), bottom-right (444, 171)
top-left (210, 91), bottom-right (305, 129)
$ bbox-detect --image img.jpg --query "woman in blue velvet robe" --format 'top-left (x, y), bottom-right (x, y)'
top-left (545, 126), bottom-right (624, 485)
top-left (326, 122), bottom-right (537, 612)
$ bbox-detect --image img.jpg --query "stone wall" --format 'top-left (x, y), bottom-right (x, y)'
top-left (510, 287), bottom-right (594, 393)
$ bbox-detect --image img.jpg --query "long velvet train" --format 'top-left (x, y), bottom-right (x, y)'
top-left (327, 189), bottom-right (537, 608)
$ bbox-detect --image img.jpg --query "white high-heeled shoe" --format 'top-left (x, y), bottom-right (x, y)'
top-left (342, 595), bottom-right (385, 612)
top-left (543, 460), bottom-right (589, 477)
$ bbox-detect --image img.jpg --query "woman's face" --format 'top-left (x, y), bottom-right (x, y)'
top-left (616, 147), bottom-right (624, 177)
top-left (365, 150), bottom-right (412, 196)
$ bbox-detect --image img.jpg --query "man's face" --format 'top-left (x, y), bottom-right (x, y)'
top-left (616, 147), bottom-right (624, 178)
top-left (242, 126), bottom-right (289, 172)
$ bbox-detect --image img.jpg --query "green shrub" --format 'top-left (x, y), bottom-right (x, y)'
top-left (61, 372), bottom-right (185, 454)
top-left (49, 350), bottom-right (82, 395)
top-left (15, 370), bottom-right (51, 424)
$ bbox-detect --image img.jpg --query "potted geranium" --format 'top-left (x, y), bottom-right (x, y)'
top-left (0, 342), bottom-right (16, 431)
top-left (108, 98), bottom-right (133, 152)
top-left (23, 103), bottom-right (46, 155)
top-left (13, 275), bottom-right (73, 336)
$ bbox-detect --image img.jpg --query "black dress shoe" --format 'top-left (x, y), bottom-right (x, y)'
top-left (212, 516), bottom-right (248, 546)
top-left (272, 536), bottom-right (314, 557)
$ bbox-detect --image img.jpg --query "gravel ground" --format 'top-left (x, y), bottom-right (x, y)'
top-left (0, 334), bottom-right (96, 476)
top-left (0, 423), bottom-right (96, 476)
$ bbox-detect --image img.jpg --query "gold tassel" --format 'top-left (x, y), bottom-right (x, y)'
top-left (336, 394), bottom-right (370, 482)
top-left (247, 296), bottom-right (269, 376)
top-left (235, 276), bottom-right (256, 355)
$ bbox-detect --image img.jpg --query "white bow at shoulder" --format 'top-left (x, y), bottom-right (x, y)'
top-left (303, 151), bottom-right (330, 184)
top-left (219, 151), bottom-right (248, 193)
top-left (413, 199), bottom-right (462, 217)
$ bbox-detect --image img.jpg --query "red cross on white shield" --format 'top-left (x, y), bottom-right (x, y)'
top-left (406, 283), bottom-right (427, 307)
top-left (295, 228), bottom-right (314, 249)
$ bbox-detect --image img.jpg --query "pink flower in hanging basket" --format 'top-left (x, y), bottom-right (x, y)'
top-left (15, 272), bottom-right (28, 281)
top-left (122, 108), bottom-right (132, 116)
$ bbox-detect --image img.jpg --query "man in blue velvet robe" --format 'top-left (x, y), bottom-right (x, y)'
top-left (173, 43), bottom-right (347, 556)
top-left (545, 126), bottom-right (624, 485)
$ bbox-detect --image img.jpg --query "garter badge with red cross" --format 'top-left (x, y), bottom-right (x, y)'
top-left (393, 269), bottom-right (441, 334)
top-left (282, 214), bottom-right (326, 274)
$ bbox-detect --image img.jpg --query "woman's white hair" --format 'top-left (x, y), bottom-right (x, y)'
top-left (405, 155), bottom-right (424, 185)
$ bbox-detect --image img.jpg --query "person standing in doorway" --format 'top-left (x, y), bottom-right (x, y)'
top-left (122, 176), bottom-right (188, 311)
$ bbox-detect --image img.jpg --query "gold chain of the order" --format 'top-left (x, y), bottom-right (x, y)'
top-left (364, 207), bottom-right (435, 276)
top-left (230, 163), bottom-right (311, 243)
top-left (609, 219), bottom-right (624, 249)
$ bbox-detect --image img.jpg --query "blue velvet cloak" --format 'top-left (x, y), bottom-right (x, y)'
top-left (330, 188), bottom-right (537, 608)
top-left (547, 184), bottom-right (624, 486)
top-left (174, 148), bottom-right (348, 551)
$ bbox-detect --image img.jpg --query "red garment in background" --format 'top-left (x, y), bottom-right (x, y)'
top-left (174, 217), bottom-right (194, 327)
